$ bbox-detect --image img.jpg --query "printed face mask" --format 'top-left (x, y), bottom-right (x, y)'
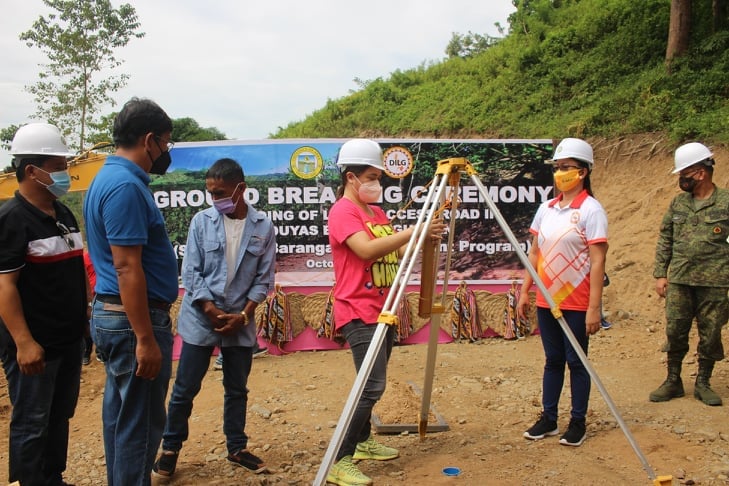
top-left (36, 167), bottom-right (71, 198)
top-left (553, 168), bottom-right (582, 193)
top-left (355, 176), bottom-right (382, 203)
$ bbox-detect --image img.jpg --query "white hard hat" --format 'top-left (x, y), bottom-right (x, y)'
top-left (335, 139), bottom-right (384, 170)
top-left (548, 138), bottom-right (594, 168)
top-left (10, 123), bottom-right (75, 158)
top-left (672, 142), bottom-right (714, 174)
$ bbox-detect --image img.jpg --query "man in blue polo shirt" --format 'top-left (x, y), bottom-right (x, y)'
top-left (84, 97), bottom-right (179, 486)
top-left (0, 123), bottom-right (86, 486)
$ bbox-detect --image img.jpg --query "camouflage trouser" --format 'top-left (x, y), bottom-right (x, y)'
top-left (664, 283), bottom-right (729, 362)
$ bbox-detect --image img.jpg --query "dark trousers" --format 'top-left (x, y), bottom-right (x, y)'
top-left (2, 340), bottom-right (82, 486)
top-left (336, 320), bottom-right (395, 461)
top-left (537, 307), bottom-right (590, 422)
top-left (162, 342), bottom-right (253, 454)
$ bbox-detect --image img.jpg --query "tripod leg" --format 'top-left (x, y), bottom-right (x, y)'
top-left (418, 169), bottom-right (461, 438)
top-left (468, 172), bottom-right (662, 482)
top-left (313, 172), bottom-right (450, 486)
top-left (418, 310), bottom-right (443, 438)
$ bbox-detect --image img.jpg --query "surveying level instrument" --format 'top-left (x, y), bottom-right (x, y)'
top-left (314, 157), bottom-right (671, 486)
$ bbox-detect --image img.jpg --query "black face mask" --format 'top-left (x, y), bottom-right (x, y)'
top-left (678, 176), bottom-right (698, 193)
top-left (149, 150), bottom-right (171, 175)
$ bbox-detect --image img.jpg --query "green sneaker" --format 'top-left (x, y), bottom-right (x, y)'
top-left (326, 455), bottom-right (372, 486)
top-left (353, 436), bottom-right (399, 461)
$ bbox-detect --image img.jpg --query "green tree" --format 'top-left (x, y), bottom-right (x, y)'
top-left (172, 118), bottom-right (227, 142)
top-left (0, 125), bottom-right (21, 152)
top-left (86, 112), bottom-right (117, 146)
top-left (1, 125), bottom-right (22, 173)
top-left (20, 0), bottom-right (144, 150)
top-left (445, 31), bottom-right (500, 58)
top-left (666, 0), bottom-right (729, 69)
top-left (84, 114), bottom-right (228, 147)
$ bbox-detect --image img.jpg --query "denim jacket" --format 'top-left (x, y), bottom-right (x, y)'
top-left (177, 203), bottom-right (276, 347)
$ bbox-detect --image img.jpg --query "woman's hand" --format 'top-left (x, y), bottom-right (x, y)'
top-left (428, 218), bottom-right (447, 242)
top-left (517, 292), bottom-right (530, 321)
top-left (585, 307), bottom-right (601, 335)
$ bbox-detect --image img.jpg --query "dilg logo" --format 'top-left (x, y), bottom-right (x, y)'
top-left (383, 146), bottom-right (414, 179)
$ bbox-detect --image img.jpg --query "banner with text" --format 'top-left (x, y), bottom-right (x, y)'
top-left (151, 138), bottom-right (555, 287)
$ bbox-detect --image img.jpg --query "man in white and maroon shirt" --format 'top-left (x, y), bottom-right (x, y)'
top-left (0, 123), bottom-right (87, 486)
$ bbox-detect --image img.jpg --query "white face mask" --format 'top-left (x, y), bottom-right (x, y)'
top-left (354, 175), bottom-right (382, 203)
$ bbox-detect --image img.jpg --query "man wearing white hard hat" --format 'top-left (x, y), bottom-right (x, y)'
top-left (651, 142), bottom-right (729, 406)
top-left (0, 123), bottom-right (87, 485)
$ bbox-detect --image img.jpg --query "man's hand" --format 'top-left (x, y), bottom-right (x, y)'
top-left (135, 335), bottom-right (162, 380)
top-left (201, 301), bottom-right (226, 329)
top-left (16, 339), bottom-right (45, 375)
top-left (655, 277), bottom-right (668, 298)
top-left (214, 312), bottom-right (249, 336)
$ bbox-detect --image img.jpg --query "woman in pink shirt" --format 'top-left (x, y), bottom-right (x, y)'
top-left (325, 139), bottom-right (444, 486)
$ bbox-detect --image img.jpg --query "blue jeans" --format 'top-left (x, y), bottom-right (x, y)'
top-left (91, 301), bottom-right (173, 486)
top-left (536, 307), bottom-right (590, 422)
top-left (1, 340), bottom-right (82, 486)
top-left (162, 342), bottom-right (253, 454)
top-left (336, 320), bottom-right (394, 461)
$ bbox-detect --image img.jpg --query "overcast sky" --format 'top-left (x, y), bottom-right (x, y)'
top-left (1, 0), bottom-right (515, 159)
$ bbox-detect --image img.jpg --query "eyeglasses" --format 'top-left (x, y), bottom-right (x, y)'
top-left (155, 136), bottom-right (175, 152)
top-left (551, 165), bottom-right (582, 173)
top-left (679, 168), bottom-right (702, 178)
top-left (56, 221), bottom-right (75, 250)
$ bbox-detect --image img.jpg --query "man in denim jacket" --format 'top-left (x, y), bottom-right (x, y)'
top-left (153, 158), bottom-right (276, 479)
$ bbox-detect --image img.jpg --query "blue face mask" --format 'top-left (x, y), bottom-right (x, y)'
top-left (36, 167), bottom-right (72, 198)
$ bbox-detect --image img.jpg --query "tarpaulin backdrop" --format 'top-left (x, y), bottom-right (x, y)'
top-left (147, 138), bottom-right (554, 288)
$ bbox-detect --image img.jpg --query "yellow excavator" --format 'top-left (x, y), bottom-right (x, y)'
top-left (0, 142), bottom-right (111, 200)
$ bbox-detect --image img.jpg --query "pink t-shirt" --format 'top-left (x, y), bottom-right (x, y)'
top-left (328, 198), bottom-right (399, 329)
top-left (529, 190), bottom-right (608, 311)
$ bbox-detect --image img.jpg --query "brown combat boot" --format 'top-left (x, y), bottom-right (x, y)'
top-left (649, 362), bottom-right (684, 402)
top-left (694, 359), bottom-right (722, 406)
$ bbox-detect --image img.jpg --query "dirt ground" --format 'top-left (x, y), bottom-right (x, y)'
top-left (2, 134), bottom-right (729, 485)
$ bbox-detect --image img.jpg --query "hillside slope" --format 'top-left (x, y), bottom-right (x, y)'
top-left (589, 135), bottom-right (729, 323)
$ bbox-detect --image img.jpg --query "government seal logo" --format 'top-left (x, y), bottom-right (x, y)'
top-left (290, 146), bottom-right (324, 179)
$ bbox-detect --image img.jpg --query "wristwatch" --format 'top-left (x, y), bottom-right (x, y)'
top-left (240, 310), bottom-right (249, 325)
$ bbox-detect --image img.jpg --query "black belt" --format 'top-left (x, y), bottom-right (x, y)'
top-left (96, 294), bottom-right (172, 311)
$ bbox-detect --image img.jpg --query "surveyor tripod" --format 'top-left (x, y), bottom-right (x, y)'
top-left (313, 158), bottom-right (671, 486)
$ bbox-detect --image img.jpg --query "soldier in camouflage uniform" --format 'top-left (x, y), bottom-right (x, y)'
top-left (650, 142), bottom-right (729, 406)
